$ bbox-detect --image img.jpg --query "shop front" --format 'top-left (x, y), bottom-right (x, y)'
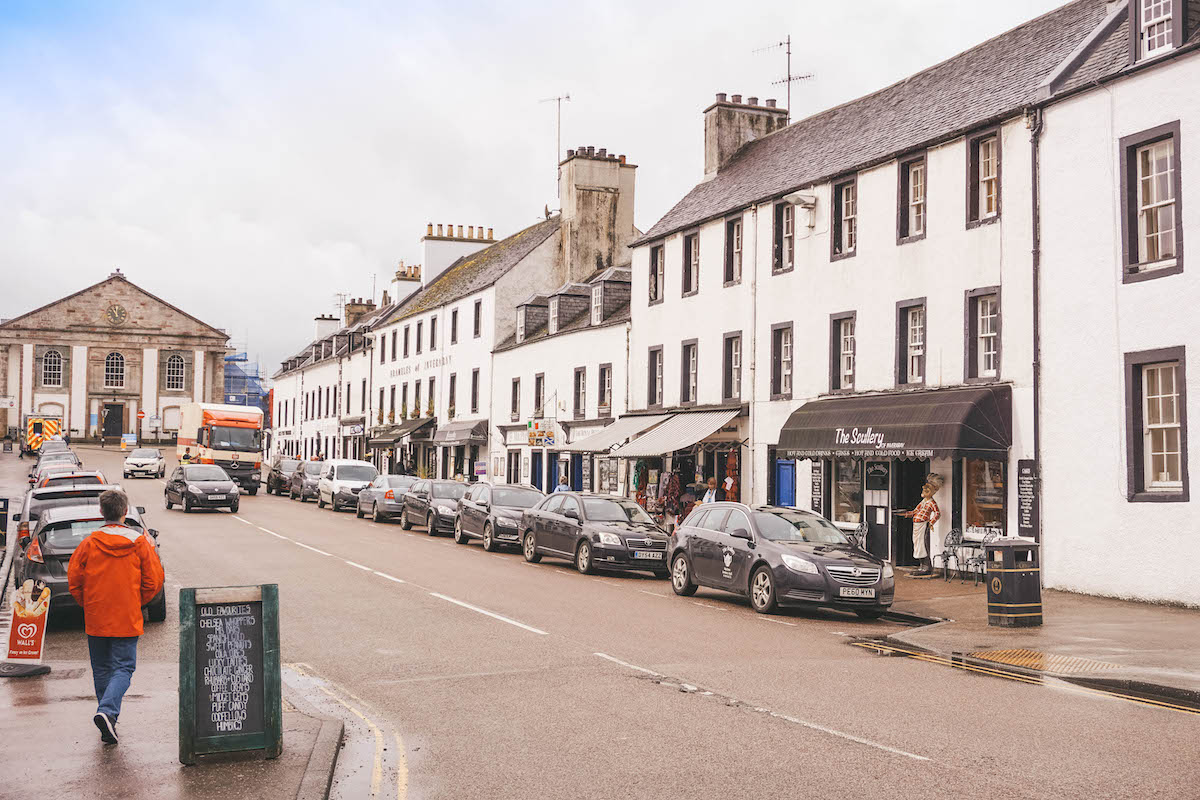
top-left (339, 415), bottom-right (367, 460)
top-left (432, 419), bottom-right (488, 481)
top-left (368, 417), bottom-right (435, 474)
top-left (559, 413), bottom-right (671, 493)
top-left (777, 385), bottom-right (1011, 565)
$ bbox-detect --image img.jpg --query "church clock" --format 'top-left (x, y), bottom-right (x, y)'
top-left (104, 304), bottom-right (128, 326)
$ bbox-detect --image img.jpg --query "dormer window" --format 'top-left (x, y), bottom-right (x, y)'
top-left (1139, 0), bottom-right (1175, 58)
top-left (548, 297), bottom-right (559, 335)
top-left (517, 307), bottom-right (527, 342)
top-left (591, 284), bottom-right (603, 325)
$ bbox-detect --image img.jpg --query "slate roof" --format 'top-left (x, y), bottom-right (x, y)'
top-left (635, 0), bottom-right (1110, 245)
top-left (494, 306), bottom-right (631, 354)
top-left (379, 217), bottom-right (561, 325)
top-left (274, 301), bottom-right (394, 378)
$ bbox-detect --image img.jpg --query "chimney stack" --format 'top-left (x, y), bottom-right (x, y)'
top-left (344, 296), bottom-right (377, 327)
top-left (703, 91), bottom-right (788, 177)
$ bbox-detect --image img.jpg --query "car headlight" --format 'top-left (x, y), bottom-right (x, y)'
top-left (596, 531), bottom-right (622, 547)
top-left (781, 554), bottom-right (819, 574)
top-left (882, 562), bottom-right (894, 579)
top-left (188, 485), bottom-right (203, 494)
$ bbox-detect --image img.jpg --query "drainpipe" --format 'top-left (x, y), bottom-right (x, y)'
top-left (1028, 106), bottom-right (1044, 543)
top-left (749, 205), bottom-right (759, 503)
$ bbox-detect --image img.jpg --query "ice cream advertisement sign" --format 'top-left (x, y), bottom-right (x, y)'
top-left (6, 580), bottom-right (50, 664)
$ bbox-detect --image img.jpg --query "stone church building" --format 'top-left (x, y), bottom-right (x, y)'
top-left (0, 271), bottom-right (230, 442)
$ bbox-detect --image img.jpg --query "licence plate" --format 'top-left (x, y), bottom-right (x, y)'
top-left (632, 550), bottom-right (663, 560)
top-left (208, 494), bottom-right (226, 501)
top-left (839, 587), bottom-right (875, 598)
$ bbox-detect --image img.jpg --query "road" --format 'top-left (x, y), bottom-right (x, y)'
top-left (11, 447), bottom-right (1200, 799)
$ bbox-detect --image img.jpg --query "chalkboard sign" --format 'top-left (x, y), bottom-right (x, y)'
top-left (179, 585), bottom-right (281, 764)
top-left (1017, 459), bottom-right (1039, 540)
top-left (810, 460), bottom-right (825, 517)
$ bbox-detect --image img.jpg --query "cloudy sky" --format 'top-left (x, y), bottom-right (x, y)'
top-left (0, 0), bottom-right (1067, 372)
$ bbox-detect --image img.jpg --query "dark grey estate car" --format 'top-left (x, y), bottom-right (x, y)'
top-left (164, 465), bottom-right (240, 513)
top-left (356, 474), bottom-right (417, 520)
top-left (399, 480), bottom-right (467, 535)
top-left (454, 482), bottom-right (544, 551)
top-left (288, 461), bottom-right (324, 501)
top-left (521, 493), bottom-right (670, 576)
top-left (265, 458), bottom-right (300, 495)
top-left (668, 503), bottom-right (894, 618)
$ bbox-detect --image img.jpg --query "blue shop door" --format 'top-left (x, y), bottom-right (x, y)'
top-left (548, 455), bottom-right (560, 489)
top-left (775, 460), bottom-right (796, 507)
top-left (571, 454), bottom-right (584, 491)
top-left (531, 451), bottom-right (543, 491)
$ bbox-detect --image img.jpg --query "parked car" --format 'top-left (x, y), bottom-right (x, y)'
top-left (11, 502), bottom-right (166, 622)
top-left (455, 482), bottom-right (544, 551)
top-left (29, 452), bottom-right (81, 484)
top-left (7, 484), bottom-right (115, 548)
top-left (37, 471), bottom-right (106, 489)
top-left (30, 461), bottom-right (83, 486)
top-left (38, 440), bottom-right (71, 455)
top-left (316, 460), bottom-right (379, 511)
top-left (399, 479), bottom-right (468, 535)
top-left (667, 503), bottom-right (894, 618)
top-left (356, 474), bottom-right (417, 521)
top-left (164, 465), bottom-right (240, 513)
top-left (288, 461), bottom-right (324, 501)
top-left (265, 458), bottom-right (301, 495)
top-left (521, 493), bottom-right (670, 576)
top-left (123, 448), bottom-right (166, 478)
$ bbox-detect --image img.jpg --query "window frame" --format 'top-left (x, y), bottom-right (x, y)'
top-left (391, 330), bottom-right (398, 362)
top-left (516, 307), bottom-right (526, 343)
top-left (448, 372), bottom-right (457, 413)
top-left (534, 373), bottom-right (545, 419)
top-left (647, 345), bottom-right (664, 408)
top-left (1125, 346), bottom-right (1189, 502)
top-left (471, 368), bottom-right (480, 414)
top-left (723, 331), bottom-right (742, 402)
top-left (897, 154), bottom-right (928, 243)
top-left (573, 366), bottom-right (587, 419)
top-left (682, 232), bottom-right (700, 297)
top-left (725, 215), bottom-right (744, 285)
top-left (1129, 0), bottom-right (1185, 61)
top-left (403, 325), bottom-right (410, 357)
top-left (511, 378), bottom-right (521, 422)
top-left (770, 322), bottom-right (793, 401)
top-left (598, 362), bottom-right (613, 417)
top-left (1120, 120), bottom-right (1184, 283)
top-left (548, 297), bottom-right (559, 335)
top-left (473, 299), bottom-right (483, 338)
top-left (967, 129), bottom-right (1002, 228)
top-left (416, 321), bottom-right (424, 354)
top-left (829, 311), bottom-right (857, 393)
top-left (831, 176), bottom-right (858, 261)
top-left (591, 284), bottom-right (603, 325)
top-left (430, 315), bottom-right (438, 349)
top-left (964, 286), bottom-right (1002, 383)
top-left (104, 351), bottom-right (125, 389)
top-left (773, 202), bottom-right (795, 274)
top-left (648, 244), bottom-right (665, 306)
top-left (450, 308), bottom-right (459, 344)
top-left (895, 297), bottom-right (927, 387)
top-left (42, 348), bottom-right (64, 388)
top-left (680, 339), bottom-right (698, 407)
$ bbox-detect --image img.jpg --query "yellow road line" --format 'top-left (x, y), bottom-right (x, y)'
top-left (395, 731), bottom-right (408, 797)
top-left (319, 685), bottom-right (384, 798)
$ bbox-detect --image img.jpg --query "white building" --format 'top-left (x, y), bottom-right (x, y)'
top-left (1038, 0), bottom-right (1200, 605)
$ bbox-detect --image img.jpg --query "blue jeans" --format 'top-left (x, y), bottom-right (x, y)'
top-left (87, 635), bottom-right (139, 719)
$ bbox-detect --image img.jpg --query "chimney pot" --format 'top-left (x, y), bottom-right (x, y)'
top-left (731, 94), bottom-right (742, 104)
top-left (468, 225), bottom-right (474, 238)
top-left (437, 223), bottom-right (443, 236)
top-left (566, 149), bottom-right (574, 158)
top-left (716, 92), bottom-right (727, 102)
top-left (457, 224), bottom-right (463, 237)
top-left (597, 148), bottom-right (606, 157)
top-left (747, 96), bottom-right (758, 106)
top-left (766, 98), bottom-right (776, 108)
top-left (587, 146), bottom-right (594, 156)
top-left (426, 222), bottom-right (433, 235)
top-left (487, 227), bottom-right (494, 239)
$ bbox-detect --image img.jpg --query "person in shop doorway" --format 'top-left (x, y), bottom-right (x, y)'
top-left (553, 476), bottom-right (571, 493)
top-left (897, 480), bottom-right (941, 577)
top-left (701, 477), bottom-right (719, 504)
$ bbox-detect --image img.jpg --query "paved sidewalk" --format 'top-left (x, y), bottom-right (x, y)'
top-left (888, 571), bottom-right (1200, 701)
top-left (0, 659), bottom-right (341, 799)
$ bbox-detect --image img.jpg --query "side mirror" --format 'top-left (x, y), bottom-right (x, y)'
top-left (564, 508), bottom-right (580, 521)
top-left (148, 529), bottom-right (159, 538)
top-left (11, 513), bottom-right (19, 522)
top-left (137, 506), bottom-right (146, 514)
top-left (729, 527), bottom-right (753, 541)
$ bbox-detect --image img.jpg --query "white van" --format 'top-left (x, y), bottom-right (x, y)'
top-left (316, 459), bottom-right (379, 512)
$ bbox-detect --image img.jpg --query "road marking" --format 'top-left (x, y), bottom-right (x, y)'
top-left (345, 560), bottom-right (372, 571)
top-left (373, 571), bottom-right (406, 584)
top-left (394, 731), bottom-right (408, 798)
top-left (232, 516), bottom-right (255, 526)
top-left (256, 526), bottom-right (289, 540)
top-left (594, 652), bottom-right (663, 677)
top-left (319, 685), bottom-right (384, 798)
top-left (691, 601), bottom-right (728, 612)
top-left (638, 589), bottom-right (670, 599)
top-left (295, 542), bottom-right (332, 557)
top-left (428, 592), bottom-right (548, 635)
top-left (756, 616), bottom-right (797, 627)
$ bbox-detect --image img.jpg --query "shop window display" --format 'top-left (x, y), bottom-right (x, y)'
top-left (833, 457), bottom-right (863, 524)
top-left (965, 458), bottom-right (1005, 532)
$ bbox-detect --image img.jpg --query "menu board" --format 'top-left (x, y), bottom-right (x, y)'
top-left (194, 601), bottom-right (265, 738)
top-left (1017, 459), bottom-right (1038, 539)
top-left (810, 460), bottom-right (824, 517)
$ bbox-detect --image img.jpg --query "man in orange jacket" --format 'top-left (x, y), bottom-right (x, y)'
top-left (67, 489), bottom-right (164, 745)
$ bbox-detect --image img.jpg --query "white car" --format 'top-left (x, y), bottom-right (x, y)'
top-left (124, 448), bottom-right (166, 479)
top-left (316, 459), bottom-right (379, 512)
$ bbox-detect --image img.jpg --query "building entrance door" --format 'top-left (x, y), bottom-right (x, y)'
top-left (531, 451), bottom-right (543, 491)
top-left (892, 459), bottom-right (929, 566)
top-left (774, 460), bottom-right (796, 506)
top-left (102, 403), bottom-right (124, 439)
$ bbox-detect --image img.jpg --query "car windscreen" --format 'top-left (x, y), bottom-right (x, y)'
top-left (752, 511), bottom-right (850, 544)
top-left (279, 459), bottom-right (300, 472)
top-left (184, 466), bottom-right (228, 481)
top-left (386, 476), bottom-right (416, 489)
top-left (302, 462), bottom-right (324, 476)
top-left (493, 488), bottom-right (543, 508)
top-left (130, 449), bottom-right (158, 458)
top-left (43, 518), bottom-right (143, 548)
top-left (336, 465), bottom-right (377, 481)
top-left (39, 454), bottom-right (77, 464)
top-left (43, 475), bottom-right (103, 487)
top-left (432, 483), bottom-right (468, 500)
top-left (583, 498), bottom-right (654, 524)
top-left (40, 442), bottom-right (69, 453)
top-left (211, 425), bottom-right (261, 452)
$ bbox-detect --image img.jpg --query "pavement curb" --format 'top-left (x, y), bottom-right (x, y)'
top-left (286, 687), bottom-right (345, 800)
top-left (880, 608), bottom-right (945, 626)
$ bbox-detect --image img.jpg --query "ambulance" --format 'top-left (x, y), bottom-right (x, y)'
top-left (177, 403), bottom-right (264, 494)
top-left (22, 413), bottom-right (64, 456)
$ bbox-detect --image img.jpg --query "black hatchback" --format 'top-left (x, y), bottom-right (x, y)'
top-left (164, 465), bottom-right (240, 513)
top-left (521, 493), bottom-right (669, 576)
top-left (454, 482), bottom-right (544, 551)
top-left (668, 503), bottom-right (894, 618)
top-left (265, 458), bottom-right (301, 495)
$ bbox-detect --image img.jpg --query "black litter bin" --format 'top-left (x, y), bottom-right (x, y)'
top-left (985, 539), bottom-right (1042, 627)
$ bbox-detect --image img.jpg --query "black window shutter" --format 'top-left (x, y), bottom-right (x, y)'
top-left (968, 139), bottom-right (980, 220)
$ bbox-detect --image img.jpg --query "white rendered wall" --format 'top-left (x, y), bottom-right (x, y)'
top-left (71, 345), bottom-right (88, 435)
top-left (141, 348), bottom-right (158, 438)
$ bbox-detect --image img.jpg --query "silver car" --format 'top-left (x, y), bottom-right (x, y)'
top-left (356, 474), bottom-right (417, 521)
top-left (123, 448), bottom-right (166, 478)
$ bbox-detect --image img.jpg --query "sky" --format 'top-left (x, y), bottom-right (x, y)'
top-left (0, 0), bottom-right (1070, 374)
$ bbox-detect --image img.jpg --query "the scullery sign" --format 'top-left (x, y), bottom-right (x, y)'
top-left (179, 585), bottom-right (282, 764)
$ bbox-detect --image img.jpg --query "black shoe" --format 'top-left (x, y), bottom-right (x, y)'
top-left (94, 713), bottom-right (118, 744)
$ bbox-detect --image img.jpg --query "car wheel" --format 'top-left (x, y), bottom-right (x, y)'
top-left (373, 504), bottom-right (386, 523)
top-left (575, 540), bottom-right (594, 575)
top-left (454, 519), bottom-right (468, 544)
top-left (183, 496), bottom-right (192, 513)
top-left (230, 499), bottom-right (240, 514)
top-left (522, 531), bottom-right (541, 563)
top-left (749, 566), bottom-right (778, 614)
top-left (164, 493), bottom-right (173, 510)
top-left (426, 514), bottom-right (436, 536)
top-left (671, 553), bottom-right (697, 596)
top-left (482, 524), bottom-right (497, 552)
top-left (356, 503), bottom-right (365, 519)
top-left (123, 472), bottom-right (130, 479)
top-left (248, 487), bottom-right (258, 496)
top-left (146, 592), bottom-right (167, 623)
top-left (317, 494), bottom-right (326, 509)
top-left (400, 509), bottom-right (412, 530)
top-left (855, 609), bottom-right (886, 620)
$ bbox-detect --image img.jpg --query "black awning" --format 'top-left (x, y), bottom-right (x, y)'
top-left (368, 416), bottom-right (435, 448)
top-left (432, 419), bottom-right (488, 446)
top-left (778, 385), bottom-right (1011, 460)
